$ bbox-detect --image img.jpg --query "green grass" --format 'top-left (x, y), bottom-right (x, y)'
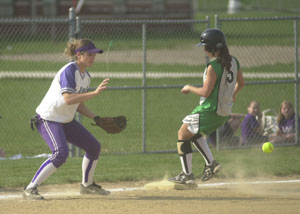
top-left (1, 8), bottom-right (299, 187)
top-left (1, 3), bottom-right (300, 189)
top-left (0, 77), bottom-right (297, 157)
top-left (1, 146), bottom-right (299, 188)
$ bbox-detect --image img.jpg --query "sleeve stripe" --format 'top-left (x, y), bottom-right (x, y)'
top-left (61, 88), bottom-right (75, 94)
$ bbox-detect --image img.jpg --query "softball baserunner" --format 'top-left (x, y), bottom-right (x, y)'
top-left (169, 28), bottom-right (245, 187)
top-left (23, 39), bottom-right (111, 200)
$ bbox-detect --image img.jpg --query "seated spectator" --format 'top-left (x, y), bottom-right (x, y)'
top-left (269, 101), bottom-right (300, 144)
top-left (207, 113), bottom-right (245, 147)
top-left (241, 101), bottom-right (268, 145)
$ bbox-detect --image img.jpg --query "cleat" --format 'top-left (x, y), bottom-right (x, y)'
top-left (169, 172), bottom-right (196, 185)
top-left (201, 160), bottom-right (222, 182)
top-left (22, 186), bottom-right (44, 200)
top-left (80, 183), bottom-right (110, 195)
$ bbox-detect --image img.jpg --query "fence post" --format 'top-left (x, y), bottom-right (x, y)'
top-left (69, 7), bottom-right (76, 40)
top-left (215, 14), bottom-right (220, 29)
top-left (216, 128), bottom-right (220, 151)
top-left (215, 14), bottom-right (220, 150)
top-left (75, 16), bottom-right (81, 39)
top-left (205, 16), bottom-right (210, 64)
top-left (206, 15), bottom-right (210, 29)
top-left (68, 7), bottom-right (76, 157)
top-left (294, 19), bottom-right (299, 145)
top-left (142, 23), bottom-right (147, 153)
top-left (75, 15), bottom-right (82, 156)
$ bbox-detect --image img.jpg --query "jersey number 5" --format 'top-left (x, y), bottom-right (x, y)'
top-left (226, 71), bottom-right (234, 83)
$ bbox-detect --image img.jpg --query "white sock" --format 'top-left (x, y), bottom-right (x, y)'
top-left (193, 137), bottom-right (214, 166)
top-left (82, 156), bottom-right (98, 187)
top-left (26, 159), bottom-right (57, 189)
top-left (179, 153), bottom-right (193, 175)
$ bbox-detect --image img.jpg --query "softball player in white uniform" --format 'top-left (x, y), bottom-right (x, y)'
top-left (169, 29), bottom-right (245, 187)
top-left (23, 39), bottom-right (110, 200)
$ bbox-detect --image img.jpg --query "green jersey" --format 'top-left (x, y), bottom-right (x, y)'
top-left (186, 57), bottom-right (240, 135)
top-left (192, 56), bottom-right (240, 115)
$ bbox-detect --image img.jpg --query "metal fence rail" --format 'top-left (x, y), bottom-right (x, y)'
top-left (0, 11), bottom-right (299, 158)
top-left (214, 15), bottom-right (299, 149)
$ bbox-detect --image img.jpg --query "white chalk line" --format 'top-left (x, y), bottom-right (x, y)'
top-left (1, 179), bottom-right (300, 200)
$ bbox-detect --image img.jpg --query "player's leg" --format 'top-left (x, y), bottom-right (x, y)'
top-left (63, 120), bottom-right (110, 195)
top-left (192, 135), bottom-right (213, 166)
top-left (169, 123), bottom-right (196, 185)
top-left (180, 112), bottom-right (224, 182)
top-left (192, 135), bottom-right (222, 181)
top-left (24, 119), bottom-right (69, 200)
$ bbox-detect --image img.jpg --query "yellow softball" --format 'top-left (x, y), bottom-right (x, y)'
top-left (262, 142), bottom-right (274, 153)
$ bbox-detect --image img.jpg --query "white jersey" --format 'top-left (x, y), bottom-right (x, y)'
top-left (196, 57), bottom-right (239, 117)
top-left (36, 62), bottom-right (91, 123)
top-left (217, 57), bottom-right (238, 116)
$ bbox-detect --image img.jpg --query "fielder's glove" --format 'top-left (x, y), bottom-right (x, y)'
top-left (93, 116), bottom-right (127, 134)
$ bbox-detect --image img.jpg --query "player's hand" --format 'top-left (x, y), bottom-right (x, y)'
top-left (94, 78), bottom-right (109, 95)
top-left (181, 85), bottom-right (190, 94)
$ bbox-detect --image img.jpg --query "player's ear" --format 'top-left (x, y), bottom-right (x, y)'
top-left (76, 52), bottom-right (82, 59)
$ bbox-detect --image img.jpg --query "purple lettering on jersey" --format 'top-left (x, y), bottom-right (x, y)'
top-left (60, 64), bottom-right (77, 94)
top-left (279, 113), bottom-right (300, 134)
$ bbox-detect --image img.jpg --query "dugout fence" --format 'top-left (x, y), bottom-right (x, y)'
top-left (0, 9), bottom-right (299, 158)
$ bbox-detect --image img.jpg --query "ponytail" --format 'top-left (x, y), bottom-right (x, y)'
top-left (217, 45), bottom-right (232, 72)
top-left (64, 39), bottom-right (94, 60)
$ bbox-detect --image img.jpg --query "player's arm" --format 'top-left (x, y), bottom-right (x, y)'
top-left (181, 65), bottom-right (216, 97)
top-left (77, 103), bottom-right (95, 119)
top-left (63, 78), bottom-right (109, 105)
top-left (232, 69), bottom-right (245, 102)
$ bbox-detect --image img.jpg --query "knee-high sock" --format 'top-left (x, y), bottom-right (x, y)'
top-left (179, 153), bottom-right (193, 175)
top-left (82, 155), bottom-right (98, 187)
top-left (193, 137), bottom-right (213, 166)
top-left (26, 159), bottom-right (57, 189)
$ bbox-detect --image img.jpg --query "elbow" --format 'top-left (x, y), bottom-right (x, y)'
top-left (237, 82), bottom-right (245, 91)
top-left (240, 81), bottom-right (245, 89)
top-left (202, 90), bottom-right (212, 98)
top-left (62, 93), bottom-right (75, 105)
top-left (63, 97), bottom-right (74, 105)
top-left (239, 78), bottom-right (246, 89)
top-left (65, 100), bottom-right (73, 105)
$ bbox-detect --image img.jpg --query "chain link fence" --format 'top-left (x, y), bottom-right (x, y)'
top-left (213, 15), bottom-right (300, 149)
top-left (0, 10), bottom-right (299, 158)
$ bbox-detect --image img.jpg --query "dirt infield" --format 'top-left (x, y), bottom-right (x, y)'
top-left (1, 177), bottom-right (300, 214)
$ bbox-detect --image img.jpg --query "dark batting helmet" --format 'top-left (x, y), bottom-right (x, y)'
top-left (197, 28), bottom-right (226, 52)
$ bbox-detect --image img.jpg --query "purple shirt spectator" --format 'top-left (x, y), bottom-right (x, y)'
top-left (241, 113), bottom-right (267, 144)
top-left (279, 113), bottom-right (300, 134)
